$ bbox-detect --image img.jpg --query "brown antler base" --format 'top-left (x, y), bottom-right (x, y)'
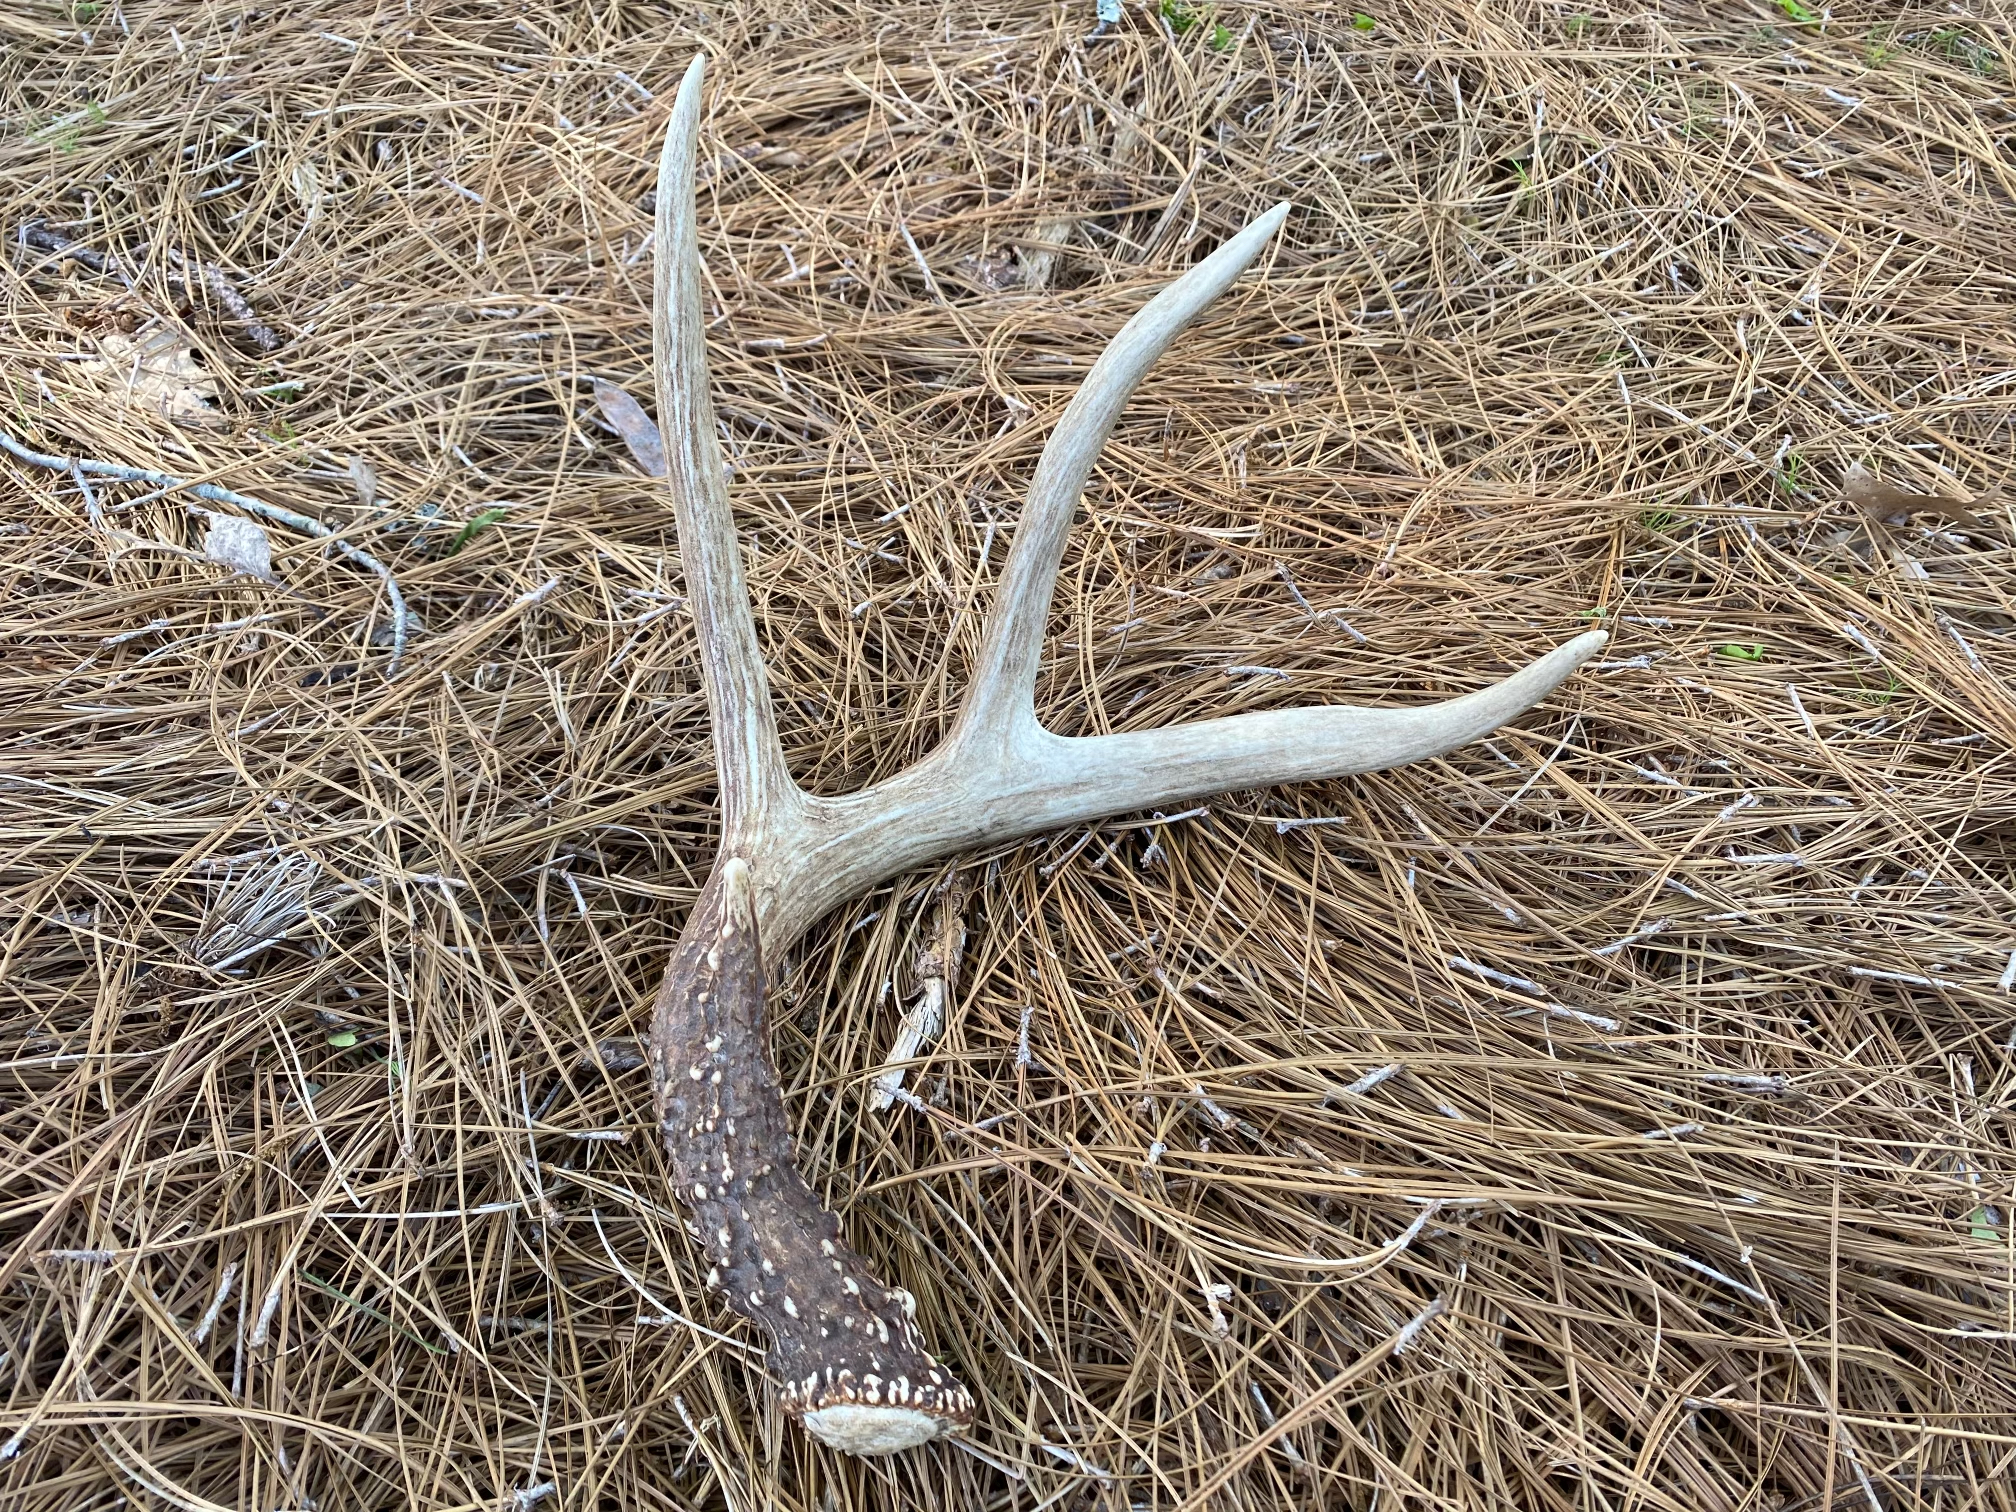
top-left (653, 860), bottom-right (973, 1452)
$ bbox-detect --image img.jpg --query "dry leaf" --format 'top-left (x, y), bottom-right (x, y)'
top-left (289, 161), bottom-right (324, 221)
top-left (593, 378), bottom-right (667, 477)
top-left (1016, 217), bottom-right (1076, 290)
top-left (86, 321), bottom-right (225, 430)
top-left (1844, 462), bottom-right (1991, 532)
top-left (348, 456), bottom-right (379, 508)
top-left (202, 513), bottom-right (276, 582)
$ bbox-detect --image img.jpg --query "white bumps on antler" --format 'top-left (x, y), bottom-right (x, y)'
top-left (644, 55), bottom-right (1606, 1456)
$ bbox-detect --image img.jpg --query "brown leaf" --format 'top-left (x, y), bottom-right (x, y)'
top-left (1843, 462), bottom-right (1991, 532)
top-left (592, 379), bottom-right (666, 478)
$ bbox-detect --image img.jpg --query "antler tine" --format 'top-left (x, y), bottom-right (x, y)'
top-left (760, 631), bottom-right (1608, 948)
top-left (948, 201), bottom-right (1291, 757)
top-left (649, 57), bottom-right (975, 1461)
top-left (1043, 628), bottom-right (1610, 817)
top-left (655, 56), bottom-right (794, 835)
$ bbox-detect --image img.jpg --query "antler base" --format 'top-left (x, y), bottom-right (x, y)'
top-left (653, 860), bottom-right (974, 1452)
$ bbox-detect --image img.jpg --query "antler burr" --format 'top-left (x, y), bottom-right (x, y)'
top-left (645, 55), bottom-right (1606, 1455)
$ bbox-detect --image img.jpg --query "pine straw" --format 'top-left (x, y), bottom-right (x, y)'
top-left (3, 0), bottom-right (2015, 1506)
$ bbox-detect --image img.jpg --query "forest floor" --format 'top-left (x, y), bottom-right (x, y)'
top-left (2, 1), bottom-right (2014, 1507)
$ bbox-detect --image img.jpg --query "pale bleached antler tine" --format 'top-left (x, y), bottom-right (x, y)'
top-left (949, 201), bottom-right (1292, 754)
top-left (655, 56), bottom-right (793, 830)
top-left (764, 629), bottom-right (1609, 946)
top-left (1039, 628), bottom-right (1611, 824)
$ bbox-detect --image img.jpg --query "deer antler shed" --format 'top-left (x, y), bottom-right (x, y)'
top-left (643, 57), bottom-right (1606, 1456)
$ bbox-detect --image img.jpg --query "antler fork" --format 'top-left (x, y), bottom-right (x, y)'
top-left (645, 56), bottom-right (1606, 1456)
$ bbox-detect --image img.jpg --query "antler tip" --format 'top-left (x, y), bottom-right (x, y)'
top-left (664, 55), bottom-right (706, 146)
top-left (1532, 626), bottom-right (1608, 688)
top-left (1227, 200), bottom-right (1291, 261)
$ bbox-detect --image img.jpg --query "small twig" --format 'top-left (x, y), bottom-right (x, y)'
top-left (1702, 1072), bottom-right (1789, 1096)
top-left (189, 1261), bottom-right (239, 1345)
top-left (16, 217), bottom-right (112, 275)
top-left (1448, 956), bottom-right (1546, 997)
top-left (1333, 1062), bottom-right (1403, 1099)
top-left (158, 247), bottom-right (280, 350)
top-left (1593, 918), bottom-right (1670, 956)
top-left (0, 430), bottom-right (408, 673)
top-left (898, 221), bottom-right (945, 303)
top-left (1392, 1295), bottom-right (1448, 1353)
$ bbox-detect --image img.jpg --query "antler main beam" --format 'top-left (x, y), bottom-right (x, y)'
top-left (646, 55), bottom-right (1606, 1456)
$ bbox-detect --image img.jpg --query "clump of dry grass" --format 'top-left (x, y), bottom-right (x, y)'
top-left (3, 0), bottom-right (2015, 1506)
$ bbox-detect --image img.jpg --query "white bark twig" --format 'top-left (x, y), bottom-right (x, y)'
top-left (0, 429), bottom-right (409, 672)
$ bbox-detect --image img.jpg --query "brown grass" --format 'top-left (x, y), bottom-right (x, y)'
top-left (4, 0), bottom-right (2016, 1507)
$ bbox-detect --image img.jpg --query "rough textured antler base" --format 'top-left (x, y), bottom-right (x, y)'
top-left (652, 860), bottom-right (974, 1453)
top-left (643, 53), bottom-right (1602, 1455)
